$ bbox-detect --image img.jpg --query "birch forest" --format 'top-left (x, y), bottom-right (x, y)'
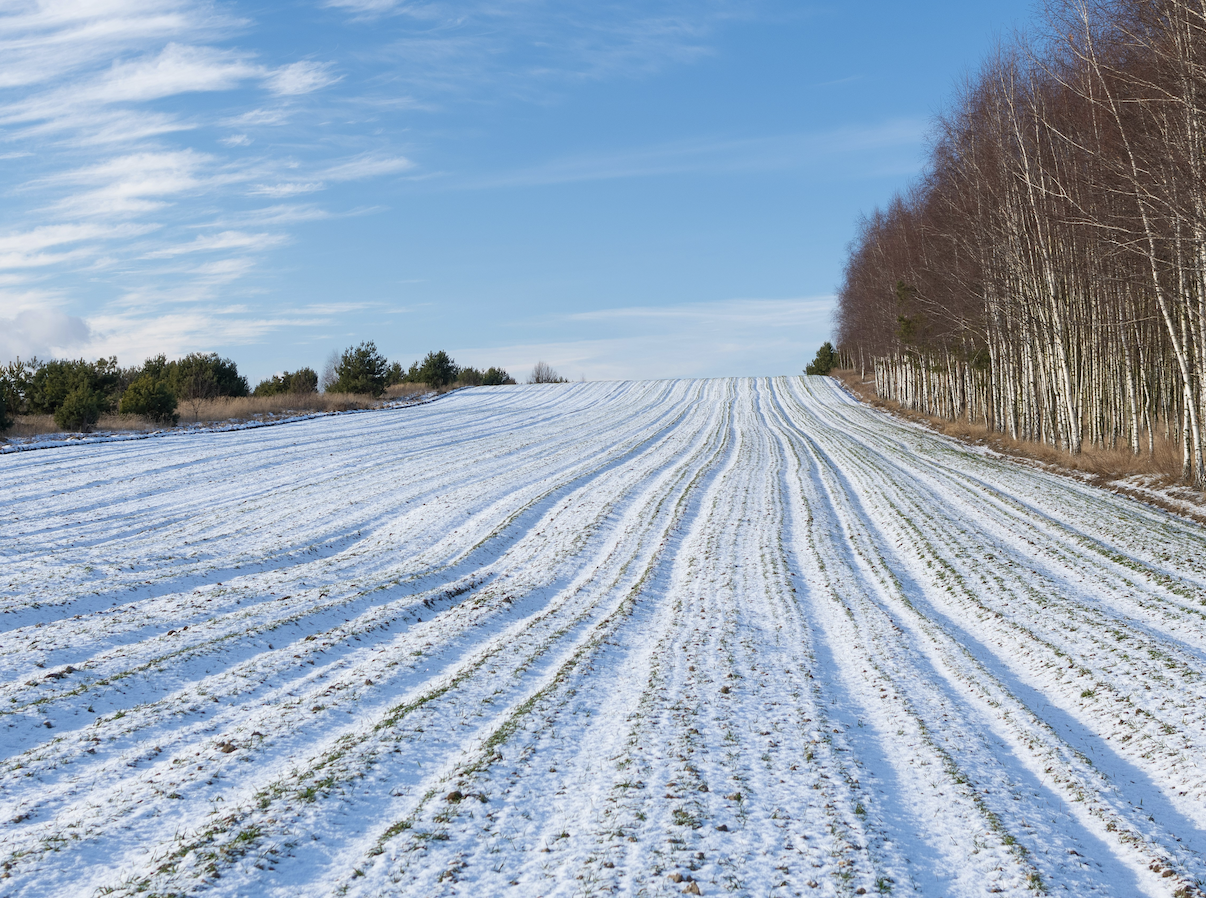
top-left (834, 0), bottom-right (1206, 488)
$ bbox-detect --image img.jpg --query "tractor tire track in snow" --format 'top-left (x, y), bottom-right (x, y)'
top-left (2, 377), bottom-right (1205, 897)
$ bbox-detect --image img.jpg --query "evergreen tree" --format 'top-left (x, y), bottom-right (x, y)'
top-left (171, 353), bottom-right (248, 398)
top-left (805, 342), bottom-right (838, 376)
top-left (329, 341), bottom-right (390, 396)
top-left (0, 358), bottom-right (35, 417)
top-left (481, 367), bottom-right (516, 385)
top-left (419, 350), bottom-right (459, 387)
top-left (254, 368), bottom-right (319, 396)
top-left (28, 357), bottom-right (120, 415)
top-left (120, 375), bottom-right (179, 424)
top-left (55, 384), bottom-right (104, 432)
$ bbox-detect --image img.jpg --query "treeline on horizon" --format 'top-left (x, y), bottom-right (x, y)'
top-left (0, 341), bottom-right (517, 434)
top-left (835, 0), bottom-right (1206, 488)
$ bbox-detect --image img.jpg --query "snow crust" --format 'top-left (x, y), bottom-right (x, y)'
top-left (3, 377), bottom-right (1206, 897)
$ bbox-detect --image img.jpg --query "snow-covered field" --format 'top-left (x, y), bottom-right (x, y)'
top-left (4, 377), bottom-right (1206, 898)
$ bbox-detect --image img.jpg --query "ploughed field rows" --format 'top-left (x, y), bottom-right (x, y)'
top-left (2, 379), bottom-right (1206, 898)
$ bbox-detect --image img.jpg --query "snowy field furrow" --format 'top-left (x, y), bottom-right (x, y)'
top-left (3, 377), bottom-right (1205, 897)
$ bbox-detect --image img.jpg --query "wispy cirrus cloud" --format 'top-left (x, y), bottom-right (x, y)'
top-left (329, 0), bottom-right (732, 88)
top-left (188, 256), bottom-right (258, 282)
top-left (0, 222), bottom-right (154, 272)
top-left (457, 120), bottom-right (925, 190)
top-left (566, 296), bottom-right (834, 327)
top-left (246, 154), bottom-right (412, 197)
top-left (0, 42), bottom-right (338, 140)
top-left (80, 305), bottom-right (305, 363)
top-left (322, 0), bottom-right (402, 16)
top-left (0, 2), bottom-right (355, 367)
top-left (247, 181), bottom-right (324, 198)
top-left (34, 109), bottom-right (195, 146)
top-left (0, 222), bottom-right (153, 258)
top-left (84, 43), bottom-right (260, 104)
top-left (201, 203), bottom-right (333, 227)
top-left (266, 60), bottom-right (341, 96)
top-left (322, 153), bottom-right (413, 181)
top-left (0, 0), bottom-right (238, 91)
top-left (0, 0), bottom-right (768, 369)
top-left (46, 149), bottom-right (213, 217)
top-left (450, 296), bottom-right (835, 382)
top-left (144, 230), bottom-right (288, 258)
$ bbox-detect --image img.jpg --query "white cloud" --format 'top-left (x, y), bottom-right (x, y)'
top-left (265, 61), bottom-right (340, 96)
top-left (50, 149), bottom-right (211, 216)
top-left (223, 107), bottom-right (290, 127)
top-left (0, 43), bottom-right (260, 135)
top-left (449, 297), bottom-right (836, 381)
top-left (248, 181), bottom-right (325, 198)
top-left (567, 296), bottom-right (834, 328)
top-left (240, 156), bottom-right (411, 201)
top-left (461, 121), bottom-right (926, 189)
top-left (0, 222), bottom-right (154, 269)
top-left (80, 306), bottom-right (293, 363)
top-left (9, 107), bottom-right (193, 144)
top-left (335, 0), bottom-right (734, 103)
top-left (0, 0), bottom-right (235, 91)
top-left (0, 222), bottom-right (150, 255)
top-left (92, 43), bottom-right (259, 103)
top-left (298, 301), bottom-right (379, 315)
top-left (322, 154), bottom-right (413, 181)
top-left (206, 204), bottom-right (332, 226)
top-left (145, 230), bottom-right (287, 258)
top-left (0, 249), bottom-right (90, 270)
top-left (0, 306), bottom-right (92, 364)
top-left (0, 37), bottom-right (338, 147)
top-left (0, 0), bottom-right (807, 375)
top-left (322, 0), bottom-right (403, 15)
top-left (189, 257), bottom-right (256, 281)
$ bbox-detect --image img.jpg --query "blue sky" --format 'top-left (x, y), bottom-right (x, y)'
top-left (0, 0), bottom-right (1034, 384)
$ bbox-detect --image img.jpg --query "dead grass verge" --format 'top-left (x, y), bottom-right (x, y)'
top-left (384, 383), bottom-right (433, 400)
top-left (176, 392), bottom-right (378, 425)
top-left (7, 414), bottom-right (162, 438)
top-left (828, 368), bottom-right (1206, 523)
top-left (4, 388), bottom-right (438, 442)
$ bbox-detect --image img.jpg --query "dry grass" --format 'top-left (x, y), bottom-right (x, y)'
top-left (384, 383), bottom-right (434, 400)
top-left (7, 414), bottom-right (164, 438)
top-left (4, 390), bottom-right (424, 439)
top-left (830, 368), bottom-right (1188, 486)
top-left (175, 392), bottom-right (378, 425)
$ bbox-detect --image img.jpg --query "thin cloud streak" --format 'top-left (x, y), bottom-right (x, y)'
top-left (0, 222), bottom-right (153, 255)
top-left (0, 1), bottom-right (240, 91)
top-left (0, 0), bottom-right (843, 373)
top-left (0, 0), bottom-right (349, 345)
top-left (452, 296), bottom-right (835, 381)
top-left (350, 0), bottom-right (734, 94)
top-left (454, 121), bottom-right (925, 190)
top-left (267, 60), bottom-right (342, 95)
top-left (45, 149), bottom-right (212, 217)
top-left (144, 230), bottom-right (288, 258)
top-left (567, 296), bottom-right (834, 325)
